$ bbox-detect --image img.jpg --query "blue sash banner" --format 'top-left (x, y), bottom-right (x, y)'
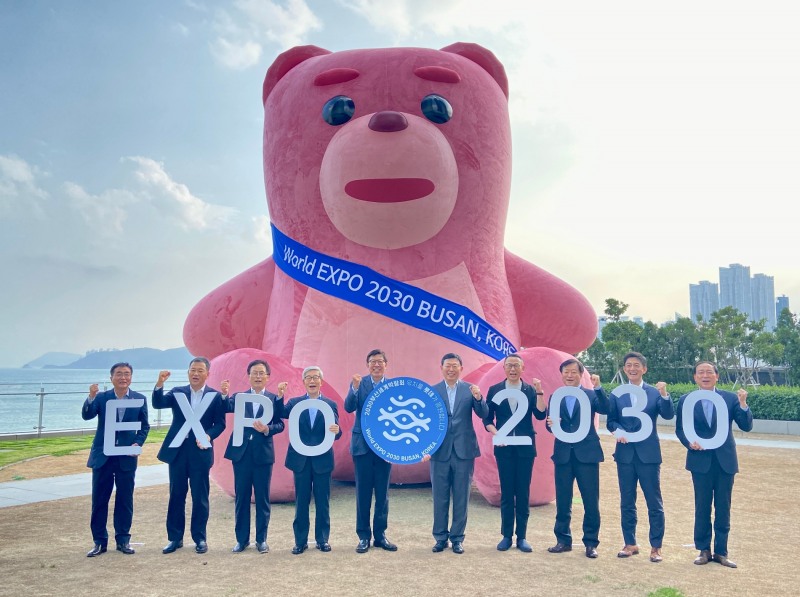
top-left (271, 224), bottom-right (517, 360)
top-left (360, 377), bottom-right (448, 464)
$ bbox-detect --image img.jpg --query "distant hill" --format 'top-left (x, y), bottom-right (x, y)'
top-left (22, 352), bottom-right (83, 368)
top-left (41, 347), bottom-right (194, 370)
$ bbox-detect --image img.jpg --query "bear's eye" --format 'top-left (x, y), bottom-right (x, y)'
top-left (322, 95), bottom-right (355, 126)
top-left (421, 94), bottom-right (452, 124)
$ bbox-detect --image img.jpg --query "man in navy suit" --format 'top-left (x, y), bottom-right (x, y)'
top-left (606, 351), bottom-right (675, 563)
top-left (283, 366), bottom-right (342, 554)
top-left (546, 358), bottom-right (609, 558)
top-left (223, 359), bottom-right (287, 554)
top-left (425, 352), bottom-right (488, 555)
top-left (483, 353), bottom-right (546, 553)
top-left (676, 361), bottom-right (753, 568)
top-left (152, 357), bottom-right (226, 555)
top-left (82, 362), bottom-right (150, 557)
top-left (345, 349), bottom-right (397, 553)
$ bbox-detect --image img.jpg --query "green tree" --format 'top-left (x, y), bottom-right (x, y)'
top-left (604, 298), bottom-right (629, 322)
top-left (776, 309), bottom-right (800, 385)
top-left (699, 306), bottom-right (762, 386)
top-left (751, 331), bottom-right (784, 385)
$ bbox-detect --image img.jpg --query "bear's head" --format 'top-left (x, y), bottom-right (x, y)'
top-left (263, 43), bottom-right (512, 280)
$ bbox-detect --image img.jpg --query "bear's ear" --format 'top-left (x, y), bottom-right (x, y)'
top-left (263, 45), bottom-right (331, 105)
top-left (440, 42), bottom-right (508, 100)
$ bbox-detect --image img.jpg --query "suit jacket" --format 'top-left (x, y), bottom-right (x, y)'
top-left (82, 390), bottom-right (150, 471)
top-left (675, 388), bottom-right (753, 475)
top-left (344, 376), bottom-right (386, 457)
top-left (431, 380), bottom-right (489, 462)
top-left (606, 382), bottom-right (675, 464)
top-left (152, 384), bottom-right (226, 467)
top-left (483, 380), bottom-right (546, 458)
top-left (223, 390), bottom-right (285, 465)
top-left (547, 386), bottom-right (610, 465)
top-left (283, 395), bottom-right (342, 474)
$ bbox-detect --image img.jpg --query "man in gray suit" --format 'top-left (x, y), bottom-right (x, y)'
top-left (425, 352), bottom-right (488, 554)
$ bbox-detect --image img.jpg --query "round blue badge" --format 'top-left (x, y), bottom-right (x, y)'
top-left (360, 377), bottom-right (448, 464)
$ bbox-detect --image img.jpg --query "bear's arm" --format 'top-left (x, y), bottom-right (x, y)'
top-left (504, 249), bottom-right (597, 354)
top-left (183, 258), bottom-right (275, 359)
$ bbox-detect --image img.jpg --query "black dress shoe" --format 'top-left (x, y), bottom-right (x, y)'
top-left (713, 553), bottom-right (738, 568)
top-left (291, 544), bottom-right (308, 555)
top-left (432, 540), bottom-right (449, 553)
top-left (195, 540), bottom-right (208, 554)
top-left (694, 549), bottom-right (712, 565)
top-left (86, 543), bottom-right (107, 558)
top-left (162, 540), bottom-right (183, 554)
top-left (452, 541), bottom-right (464, 554)
top-left (231, 542), bottom-right (249, 553)
top-left (316, 542), bottom-right (332, 552)
top-left (516, 539), bottom-right (532, 553)
top-left (256, 541), bottom-right (269, 554)
top-left (547, 543), bottom-right (572, 553)
top-left (116, 543), bottom-right (135, 555)
top-left (356, 539), bottom-right (370, 553)
top-left (373, 536), bottom-right (397, 551)
top-left (585, 546), bottom-right (599, 558)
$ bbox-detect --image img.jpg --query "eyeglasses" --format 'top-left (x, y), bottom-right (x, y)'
top-left (112, 372), bottom-right (132, 378)
top-left (304, 375), bottom-right (322, 381)
top-left (250, 371), bottom-right (269, 377)
top-left (368, 359), bottom-right (386, 365)
top-left (504, 363), bottom-right (521, 369)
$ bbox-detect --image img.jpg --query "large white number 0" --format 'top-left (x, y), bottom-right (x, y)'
top-left (288, 400), bottom-right (336, 456)
top-left (492, 389), bottom-right (532, 446)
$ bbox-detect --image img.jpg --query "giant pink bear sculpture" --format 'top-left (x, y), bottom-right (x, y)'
top-left (183, 43), bottom-right (597, 505)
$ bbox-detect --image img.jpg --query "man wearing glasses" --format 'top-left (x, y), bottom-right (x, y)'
top-left (345, 349), bottom-right (398, 553)
top-left (83, 362), bottom-right (150, 557)
top-left (223, 359), bottom-right (287, 554)
top-left (282, 366), bottom-right (342, 554)
top-left (482, 354), bottom-right (546, 553)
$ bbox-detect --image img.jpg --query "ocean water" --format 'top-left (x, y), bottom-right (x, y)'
top-left (0, 369), bottom-right (187, 434)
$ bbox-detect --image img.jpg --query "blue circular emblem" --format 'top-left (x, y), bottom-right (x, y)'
top-left (360, 377), bottom-right (448, 464)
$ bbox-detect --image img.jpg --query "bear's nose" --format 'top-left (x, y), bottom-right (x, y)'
top-left (368, 111), bottom-right (408, 132)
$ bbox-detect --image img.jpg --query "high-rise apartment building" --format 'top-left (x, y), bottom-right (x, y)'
top-left (777, 295), bottom-right (791, 320)
top-left (751, 273), bottom-right (776, 330)
top-left (689, 281), bottom-right (720, 322)
top-left (719, 264), bottom-right (752, 315)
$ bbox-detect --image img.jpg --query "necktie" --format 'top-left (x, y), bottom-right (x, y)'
top-left (309, 406), bottom-right (318, 425)
top-left (117, 399), bottom-right (124, 421)
top-left (566, 395), bottom-right (576, 417)
top-left (703, 399), bottom-right (714, 425)
top-left (447, 384), bottom-right (457, 413)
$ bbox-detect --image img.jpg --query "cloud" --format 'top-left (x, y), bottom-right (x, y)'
top-left (0, 154), bottom-right (48, 216)
top-left (210, 0), bottom-right (323, 69)
top-left (63, 181), bottom-right (134, 235)
top-left (126, 156), bottom-right (238, 230)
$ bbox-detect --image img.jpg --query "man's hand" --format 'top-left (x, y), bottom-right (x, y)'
top-left (156, 370), bottom-right (171, 388)
top-left (329, 424), bottom-right (340, 434)
top-left (351, 374), bottom-right (362, 391)
top-left (531, 378), bottom-right (543, 394)
top-left (220, 379), bottom-right (230, 396)
top-left (88, 383), bottom-right (99, 401)
top-left (689, 441), bottom-right (704, 451)
top-left (129, 442), bottom-right (139, 457)
top-left (737, 388), bottom-right (748, 407)
top-left (197, 434), bottom-right (211, 449)
top-left (277, 382), bottom-right (288, 398)
top-left (470, 385), bottom-right (482, 400)
top-left (590, 374), bottom-right (601, 388)
top-left (253, 420), bottom-right (268, 434)
top-left (656, 381), bottom-right (668, 397)
top-left (421, 454), bottom-right (431, 463)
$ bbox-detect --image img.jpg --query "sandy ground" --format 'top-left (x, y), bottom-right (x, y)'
top-left (0, 433), bottom-right (798, 597)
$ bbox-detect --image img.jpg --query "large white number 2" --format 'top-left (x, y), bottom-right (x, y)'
top-left (492, 389), bottom-right (532, 446)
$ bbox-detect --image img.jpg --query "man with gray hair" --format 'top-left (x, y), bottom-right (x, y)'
top-left (282, 366), bottom-right (342, 554)
top-left (153, 357), bottom-right (227, 555)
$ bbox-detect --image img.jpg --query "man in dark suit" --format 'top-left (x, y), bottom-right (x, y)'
top-left (606, 351), bottom-right (675, 563)
top-left (223, 359), bottom-right (287, 554)
top-left (676, 361), bottom-right (753, 569)
top-left (425, 352), bottom-right (488, 555)
top-left (283, 366), bottom-right (342, 554)
top-left (483, 353), bottom-right (546, 553)
top-left (82, 362), bottom-right (150, 557)
top-left (344, 349), bottom-right (397, 554)
top-left (546, 358), bottom-right (609, 558)
top-left (152, 357), bottom-right (226, 555)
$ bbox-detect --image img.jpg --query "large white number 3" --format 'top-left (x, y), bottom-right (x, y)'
top-left (492, 389), bottom-right (532, 446)
top-left (611, 384), bottom-right (652, 443)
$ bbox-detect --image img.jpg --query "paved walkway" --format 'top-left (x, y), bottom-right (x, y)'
top-left (1, 434), bottom-right (798, 509)
top-left (0, 463), bottom-right (168, 508)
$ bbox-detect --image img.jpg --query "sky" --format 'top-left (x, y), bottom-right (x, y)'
top-left (1, 0), bottom-right (798, 367)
